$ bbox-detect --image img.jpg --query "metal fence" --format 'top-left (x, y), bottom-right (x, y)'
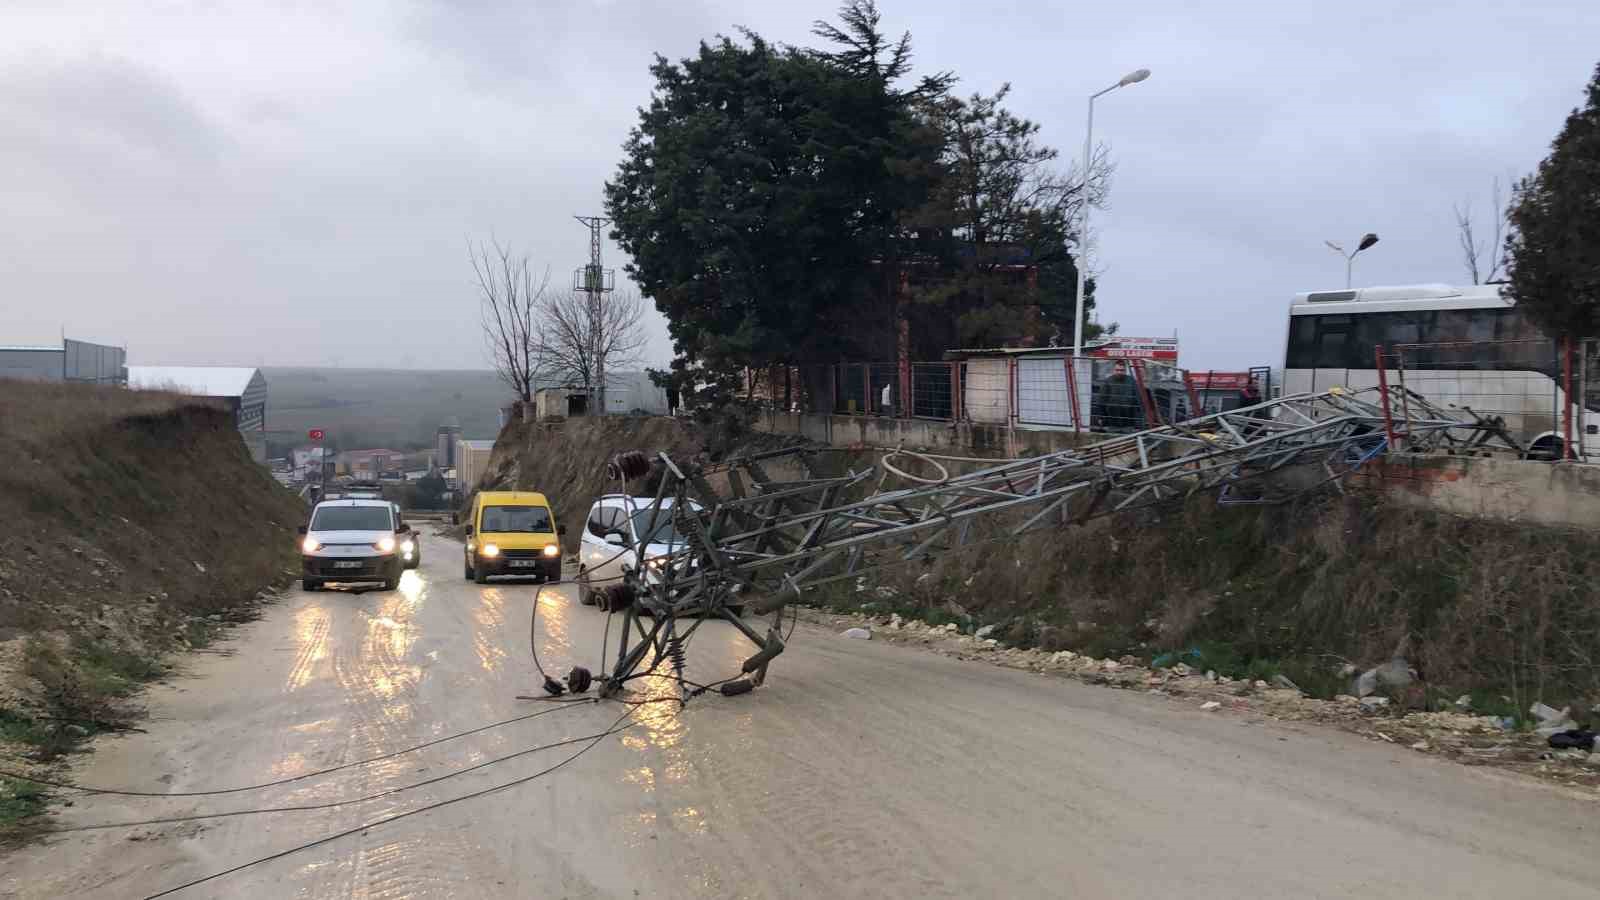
top-left (760, 358), bottom-right (1274, 436)
top-left (1374, 337), bottom-right (1598, 460)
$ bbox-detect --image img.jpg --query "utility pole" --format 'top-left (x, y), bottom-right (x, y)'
top-left (573, 216), bottom-right (614, 416)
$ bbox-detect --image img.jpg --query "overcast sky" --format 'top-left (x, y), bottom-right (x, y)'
top-left (2, 1), bottom-right (1596, 372)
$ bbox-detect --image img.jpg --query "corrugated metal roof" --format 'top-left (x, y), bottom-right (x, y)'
top-left (127, 365), bottom-right (260, 398)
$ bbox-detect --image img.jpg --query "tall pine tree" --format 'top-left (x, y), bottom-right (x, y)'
top-left (1505, 63), bottom-right (1600, 338)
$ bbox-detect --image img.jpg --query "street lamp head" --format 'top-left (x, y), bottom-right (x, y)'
top-left (1357, 232), bottom-right (1380, 252)
top-left (1119, 68), bottom-right (1152, 87)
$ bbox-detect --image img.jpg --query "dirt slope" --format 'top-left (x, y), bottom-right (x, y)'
top-left (470, 414), bottom-right (818, 550)
top-left (0, 380), bottom-right (304, 826)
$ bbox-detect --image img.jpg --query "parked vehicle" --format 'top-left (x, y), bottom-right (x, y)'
top-left (299, 498), bottom-right (410, 591)
top-left (1284, 283), bottom-right (1599, 460)
top-left (577, 495), bottom-right (728, 612)
top-left (462, 490), bottom-right (564, 584)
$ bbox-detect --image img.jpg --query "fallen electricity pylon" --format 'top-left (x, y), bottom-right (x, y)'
top-left (595, 386), bottom-right (1511, 698)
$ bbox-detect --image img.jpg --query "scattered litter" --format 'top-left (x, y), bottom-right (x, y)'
top-left (1204, 670), bottom-right (1217, 682)
top-left (975, 624), bottom-right (997, 639)
top-left (1359, 696), bottom-right (1391, 712)
top-left (1356, 658), bottom-right (1412, 697)
top-left (1272, 674), bottom-right (1302, 693)
top-left (1531, 702), bottom-right (1578, 738)
top-left (1454, 695), bottom-right (1473, 710)
top-left (1172, 662), bottom-right (1194, 677)
top-left (1200, 701), bottom-right (1222, 711)
top-left (1547, 730), bottom-right (1598, 752)
top-left (1376, 731), bottom-right (1395, 743)
top-left (1151, 648), bottom-right (1203, 669)
top-left (1411, 741), bottom-right (1429, 751)
top-left (841, 628), bottom-right (872, 640)
top-left (193, 561), bottom-right (207, 574)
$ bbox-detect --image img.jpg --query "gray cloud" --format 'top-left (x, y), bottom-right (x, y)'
top-left (1, 0), bottom-right (1596, 373)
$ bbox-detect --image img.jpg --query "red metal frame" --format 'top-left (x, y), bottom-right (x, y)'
top-left (1182, 370), bottom-right (1202, 423)
top-left (1064, 357), bottom-right (1083, 432)
top-left (1008, 357), bottom-right (1019, 426)
top-left (1563, 335), bottom-right (1575, 459)
top-left (1374, 345), bottom-right (1400, 451)
top-left (950, 362), bottom-right (963, 422)
top-left (1130, 361), bottom-right (1162, 426)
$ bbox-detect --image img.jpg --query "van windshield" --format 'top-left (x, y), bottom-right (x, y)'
top-left (481, 505), bottom-right (552, 533)
top-left (311, 505), bottom-right (392, 532)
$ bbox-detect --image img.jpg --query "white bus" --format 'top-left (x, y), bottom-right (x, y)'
top-left (1283, 283), bottom-right (1596, 460)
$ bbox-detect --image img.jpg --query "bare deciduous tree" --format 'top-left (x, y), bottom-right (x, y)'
top-left (536, 289), bottom-right (648, 410)
top-left (1453, 175), bottom-right (1513, 285)
top-left (471, 240), bottom-right (550, 403)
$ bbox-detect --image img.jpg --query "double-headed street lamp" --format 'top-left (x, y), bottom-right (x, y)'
top-left (1325, 233), bottom-right (1380, 288)
top-left (1073, 67), bottom-right (1151, 358)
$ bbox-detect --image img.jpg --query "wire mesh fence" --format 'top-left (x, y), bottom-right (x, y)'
top-left (1377, 339), bottom-right (1568, 456)
top-left (774, 358), bottom-right (1275, 434)
top-left (910, 363), bottom-right (957, 420)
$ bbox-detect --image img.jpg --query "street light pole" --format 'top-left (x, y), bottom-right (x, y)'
top-left (1324, 233), bottom-right (1380, 289)
top-left (1073, 68), bottom-right (1150, 359)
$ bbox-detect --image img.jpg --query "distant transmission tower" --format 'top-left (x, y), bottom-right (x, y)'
top-left (573, 215), bottom-right (614, 415)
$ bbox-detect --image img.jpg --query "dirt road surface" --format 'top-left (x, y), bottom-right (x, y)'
top-left (4, 530), bottom-right (1596, 899)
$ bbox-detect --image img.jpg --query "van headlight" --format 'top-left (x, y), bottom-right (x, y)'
top-left (542, 544), bottom-right (560, 558)
top-left (480, 543), bottom-right (500, 558)
top-left (301, 537), bottom-right (321, 553)
top-left (375, 537), bottom-right (396, 553)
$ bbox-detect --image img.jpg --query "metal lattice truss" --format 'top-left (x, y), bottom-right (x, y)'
top-left (600, 387), bottom-right (1511, 695)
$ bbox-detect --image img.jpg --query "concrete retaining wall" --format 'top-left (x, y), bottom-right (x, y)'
top-left (1351, 456), bottom-right (1600, 530)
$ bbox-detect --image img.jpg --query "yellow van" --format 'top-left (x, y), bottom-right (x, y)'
top-left (462, 491), bottom-right (564, 584)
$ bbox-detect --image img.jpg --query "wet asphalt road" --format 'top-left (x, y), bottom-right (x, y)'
top-left (3, 528), bottom-right (1597, 899)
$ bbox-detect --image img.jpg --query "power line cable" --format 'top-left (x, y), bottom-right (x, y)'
top-left (141, 706), bottom-right (639, 900)
top-left (0, 701), bottom-right (589, 798)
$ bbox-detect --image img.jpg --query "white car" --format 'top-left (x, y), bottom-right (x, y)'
top-left (299, 498), bottom-right (410, 591)
top-left (577, 495), bottom-right (701, 609)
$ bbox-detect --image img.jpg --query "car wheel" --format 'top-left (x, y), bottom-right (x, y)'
top-left (474, 565), bottom-right (489, 585)
top-left (463, 557), bottom-right (474, 580)
top-left (577, 569), bottom-right (594, 606)
top-left (303, 578), bottom-right (322, 592)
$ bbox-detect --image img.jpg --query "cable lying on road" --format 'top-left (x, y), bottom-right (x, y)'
top-left (0, 701), bottom-right (592, 798)
top-left (46, 695), bottom-right (678, 835)
top-left (141, 705), bottom-right (642, 900)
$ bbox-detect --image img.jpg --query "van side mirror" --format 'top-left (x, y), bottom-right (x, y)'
top-left (464, 524), bottom-right (474, 536)
top-left (395, 523), bottom-right (409, 534)
top-left (296, 525), bottom-right (308, 535)
top-left (450, 512), bottom-right (459, 525)
top-left (558, 524), bottom-right (567, 536)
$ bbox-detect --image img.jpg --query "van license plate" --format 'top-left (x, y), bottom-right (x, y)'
top-left (508, 559), bottom-right (537, 568)
top-left (334, 561), bottom-right (364, 569)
